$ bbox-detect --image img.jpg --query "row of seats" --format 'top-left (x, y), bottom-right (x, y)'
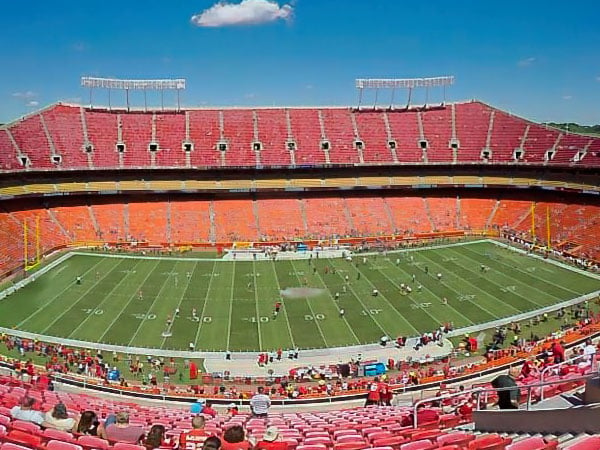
top-left (2, 102), bottom-right (599, 171)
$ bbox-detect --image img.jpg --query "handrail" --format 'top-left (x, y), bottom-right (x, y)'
top-left (412, 373), bottom-right (595, 428)
top-left (539, 352), bottom-right (598, 401)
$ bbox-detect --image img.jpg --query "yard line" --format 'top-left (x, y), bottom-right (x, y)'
top-left (439, 248), bottom-right (548, 307)
top-left (370, 259), bottom-right (453, 327)
top-left (380, 256), bottom-right (489, 325)
top-left (416, 251), bottom-right (523, 315)
top-left (226, 261), bottom-right (236, 351)
top-left (252, 260), bottom-right (263, 351)
top-left (268, 260), bottom-right (296, 348)
top-left (351, 262), bottom-right (421, 335)
top-left (66, 260), bottom-right (144, 337)
top-left (17, 258), bottom-right (105, 328)
top-left (414, 252), bottom-right (510, 319)
top-left (462, 245), bottom-right (581, 296)
top-left (98, 259), bottom-right (161, 342)
top-left (319, 261), bottom-right (379, 344)
top-left (126, 262), bottom-right (183, 346)
top-left (287, 260), bottom-right (329, 348)
top-left (160, 261), bottom-right (198, 348)
top-left (192, 261), bottom-right (218, 350)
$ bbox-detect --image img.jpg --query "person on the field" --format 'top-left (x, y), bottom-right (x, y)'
top-left (437, 272), bottom-right (443, 281)
top-left (76, 276), bottom-right (82, 285)
top-left (339, 308), bottom-right (345, 318)
top-left (138, 290), bottom-right (143, 300)
top-left (372, 289), bottom-right (378, 296)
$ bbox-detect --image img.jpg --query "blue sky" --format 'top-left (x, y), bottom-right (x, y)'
top-left (1, 0), bottom-right (599, 124)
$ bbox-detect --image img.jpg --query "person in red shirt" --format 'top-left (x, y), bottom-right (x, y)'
top-left (201, 402), bottom-right (217, 418)
top-left (551, 340), bottom-right (565, 364)
top-left (179, 416), bottom-right (210, 450)
top-left (254, 427), bottom-right (287, 450)
top-left (220, 426), bottom-right (252, 450)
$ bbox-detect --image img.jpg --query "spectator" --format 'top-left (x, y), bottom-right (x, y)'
top-left (190, 399), bottom-right (205, 414)
top-left (144, 425), bottom-right (173, 450)
top-left (179, 416), bottom-right (210, 450)
top-left (202, 437), bottom-right (222, 450)
top-left (105, 411), bottom-right (145, 444)
top-left (254, 427), bottom-right (286, 450)
top-left (10, 397), bottom-right (44, 425)
top-left (201, 401), bottom-right (217, 418)
top-left (250, 387), bottom-right (271, 418)
top-left (221, 425), bottom-right (252, 450)
top-left (491, 367), bottom-right (521, 409)
top-left (76, 410), bottom-right (104, 437)
top-left (226, 404), bottom-right (239, 417)
top-left (43, 402), bottom-right (77, 432)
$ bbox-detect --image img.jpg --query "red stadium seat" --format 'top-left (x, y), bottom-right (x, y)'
top-left (562, 436), bottom-right (600, 449)
top-left (77, 435), bottom-right (111, 450)
top-left (399, 440), bottom-right (436, 450)
top-left (46, 440), bottom-right (84, 450)
top-left (10, 420), bottom-right (41, 434)
top-left (5, 429), bottom-right (43, 447)
top-left (113, 443), bottom-right (145, 450)
top-left (506, 437), bottom-right (557, 450)
top-left (1, 443), bottom-right (33, 450)
top-left (43, 429), bottom-right (76, 443)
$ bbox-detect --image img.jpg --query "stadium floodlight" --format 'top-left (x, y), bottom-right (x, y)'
top-left (355, 76), bottom-right (454, 89)
top-left (81, 76), bottom-right (187, 111)
top-left (355, 76), bottom-right (455, 109)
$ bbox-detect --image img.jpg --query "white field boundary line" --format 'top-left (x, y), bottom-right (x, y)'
top-left (0, 252), bottom-right (74, 301)
top-left (1, 239), bottom-right (597, 359)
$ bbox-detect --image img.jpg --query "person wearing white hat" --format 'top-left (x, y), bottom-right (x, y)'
top-left (254, 427), bottom-right (286, 450)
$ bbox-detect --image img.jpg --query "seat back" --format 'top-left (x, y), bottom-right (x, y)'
top-left (399, 440), bottom-right (436, 450)
top-left (46, 440), bottom-right (84, 450)
top-left (44, 428), bottom-right (75, 443)
top-left (77, 435), bottom-right (111, 450)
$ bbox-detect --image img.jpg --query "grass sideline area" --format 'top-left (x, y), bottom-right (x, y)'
top-left (0, 240), bottom-right (599, 353)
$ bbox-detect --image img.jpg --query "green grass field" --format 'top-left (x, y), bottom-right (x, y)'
top-left (1, 240), bottom-right (599, 352)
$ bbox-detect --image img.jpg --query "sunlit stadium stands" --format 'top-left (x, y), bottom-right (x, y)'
top-left (2, 102), bottom-right (599, 171)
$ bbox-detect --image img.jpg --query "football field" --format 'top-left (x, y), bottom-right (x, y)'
top-left (1, 240), bottom-right (599, 352)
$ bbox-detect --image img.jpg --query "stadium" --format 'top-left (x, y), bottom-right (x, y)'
top-left (1, 1), bottom-right (600, 448)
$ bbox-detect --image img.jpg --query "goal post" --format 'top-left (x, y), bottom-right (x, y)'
top-left (24, 216), bottom-right (41, 271)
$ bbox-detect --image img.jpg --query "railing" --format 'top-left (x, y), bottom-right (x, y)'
top-left (539, 352), bottom-right (598, 401)
top-left (412, 373), bottom-right (595, 428)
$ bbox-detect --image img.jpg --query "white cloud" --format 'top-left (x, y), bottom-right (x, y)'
top-left (12, 91), bottom-right (37, 99)
top-left (191, 0), bottom-right (293, 27)
top-left (562, 95), bottom-right (572, 101)
top-left (517, 57), bottom-right (536, 67)
top-left (26, 100), bottom-right (39, 107)
top-left (244, 92), bottom-right (257, 99)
